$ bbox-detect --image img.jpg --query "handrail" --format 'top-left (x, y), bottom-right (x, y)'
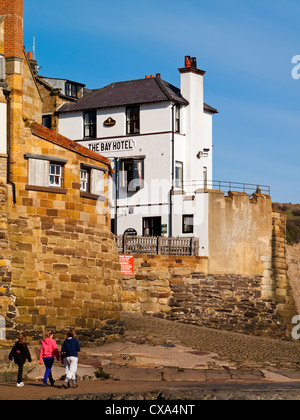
top-left (182, 180), bottom-right (271, 195)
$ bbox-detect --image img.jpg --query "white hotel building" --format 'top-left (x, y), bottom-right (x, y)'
top-left (56, 56), bottom-right (218, 256)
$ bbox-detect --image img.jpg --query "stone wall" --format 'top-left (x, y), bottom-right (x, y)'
top-left (122, 255), bottom-right (208, 316)
top-left (121, 255), bottom-right (289, 338)
top-left (208, 191), bottom-right (273, 277)
top-left (0, 126), bottom-right (123, 343)
top-left (35, 77), bottom-right (75, 134)
top-left (271, 210), bottom-right (296, 325)
top-left (0, 45), bottom-right (124, 345)
top-left (121, 203), bottom-right (297, 339)
top-left (287, 244), bottom-right (300, 314)
top-left (0, 184), bottom-right (15, 327)
top-left (22, 54), bottom-right (43, 123)
top-left (0, 155), bottom-right (7, 184)
top-left (169, 274), bottom-right (282, 338)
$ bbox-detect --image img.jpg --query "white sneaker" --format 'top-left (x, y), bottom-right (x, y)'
top-left (17, 382), bottom-right (24, 387)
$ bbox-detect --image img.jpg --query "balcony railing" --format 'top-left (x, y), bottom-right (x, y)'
top-left (117, 235), bottom-right (200, 256)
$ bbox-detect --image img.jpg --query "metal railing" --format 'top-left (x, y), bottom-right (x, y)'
top-left (182, 180), bottom-right (271, 196)
top-left (117, 235), bottom-right (200, 256)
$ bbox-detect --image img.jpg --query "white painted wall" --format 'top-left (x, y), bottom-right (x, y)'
top-left (57, 68), bottom-right (215, 250)
top-left (97, 107), bottom-right (126, 138)
top-left (141, 103), bottom-right (171, 133)
top-left (59, 111), bottom-right (83, 140)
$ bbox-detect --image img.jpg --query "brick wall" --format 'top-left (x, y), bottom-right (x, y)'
top-left (0, 0), bottom-right (23, 58)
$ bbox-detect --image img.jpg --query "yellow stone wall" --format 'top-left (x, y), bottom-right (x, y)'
top-left (0, 47), bottom-right (123, 343)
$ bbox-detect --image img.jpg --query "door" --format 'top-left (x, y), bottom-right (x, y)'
top-left (143, 217), bottom-right (162, 237)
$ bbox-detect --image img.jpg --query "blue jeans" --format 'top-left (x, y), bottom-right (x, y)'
top-left (43, 357), bottom-right (54, 384)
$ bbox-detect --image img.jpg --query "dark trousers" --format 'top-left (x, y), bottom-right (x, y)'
top-left (17, 363), bottom-right (24, 384)
top-left (43, 357), bottom-right (54, 384)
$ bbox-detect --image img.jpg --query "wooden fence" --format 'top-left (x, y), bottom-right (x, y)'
top-left (116, 235), bottom-right (200, 256)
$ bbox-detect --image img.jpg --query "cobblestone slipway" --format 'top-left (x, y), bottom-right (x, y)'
top-left (2, 314), bottom-right (300, 400)
top-left (122, 314), bottom-right (300, 369)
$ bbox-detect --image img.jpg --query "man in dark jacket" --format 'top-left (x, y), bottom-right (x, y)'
top-left (61, 329), bottom-right (80, 389)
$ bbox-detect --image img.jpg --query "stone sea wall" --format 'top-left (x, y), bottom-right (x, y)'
top-left (121, 255), bottom-right (289, 339)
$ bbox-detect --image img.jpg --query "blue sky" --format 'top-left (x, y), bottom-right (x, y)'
top-left (23, 0), bottom-right (300, 203)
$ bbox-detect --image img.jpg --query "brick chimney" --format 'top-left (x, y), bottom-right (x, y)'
top-left (0, 0), bottom-right (23, 58)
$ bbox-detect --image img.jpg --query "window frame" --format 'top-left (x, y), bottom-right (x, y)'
top-left (25, 154), bottom-right (68, 194)
top-left (120, 158), bottom-right (144, 192)
top-left (175, 105), bottom-right (181, 133)
top-left (84, 110), bottom-right (97, 139)
top-left (175, 161), bottom-right (183, 189)
top-left (49, 162), bottom-right (63, 188)
top-left (126, 105), bottom-right (140, 135)
top-left (42, 114), bottom-right (52, 130)
top-left (80, 168), bottom-right (90, 193)
top-left (182, 214), bottom-right (194, 234)
top-left (80, 164), bottom-right (107, 201)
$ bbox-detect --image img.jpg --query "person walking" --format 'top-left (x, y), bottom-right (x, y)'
top-left (61, 329), bottom-right (80, 389)
top-left (9, 333), bottom-right (32, 387)
top-left (39, 330), bottom-right (60, 387)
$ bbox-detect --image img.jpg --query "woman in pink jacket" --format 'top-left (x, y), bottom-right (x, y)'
top-left (39, 330), bottom-right (60, 387)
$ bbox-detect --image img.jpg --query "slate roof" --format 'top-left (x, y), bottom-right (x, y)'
top-left (58, 77), bottom-right (190, 113)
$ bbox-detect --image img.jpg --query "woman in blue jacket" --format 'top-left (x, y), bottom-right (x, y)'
top-left (61, 329), bottom-right (80, 389)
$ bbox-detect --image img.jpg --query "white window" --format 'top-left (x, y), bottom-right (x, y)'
top-left (80, 168), bottom-right (89, 192)
top-left (49, 163), bottom-right (63, 187)
top-left (175, 161), bottom-right (183, 188)
top-left (80, 165), bottom-right (105, 197)
top-left (183, 215), bottom-right (194, 234)
top-left (175, 105), bottom-right (181, 133)
top-left (27, 156), bottom-right (67, 189)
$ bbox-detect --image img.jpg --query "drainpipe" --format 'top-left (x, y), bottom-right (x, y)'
top-left (3, 85), bottom-right (16, 204)
top-left (169, 103), bottom-right (176, 237)
top-left (114, 157), bottom-right (119, 235)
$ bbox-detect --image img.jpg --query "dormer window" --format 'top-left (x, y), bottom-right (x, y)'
top-left (65, 82), bottom-right (83, 99)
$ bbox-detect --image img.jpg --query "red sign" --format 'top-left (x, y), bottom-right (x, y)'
top-left (119, 255), bottom-right (134, 275)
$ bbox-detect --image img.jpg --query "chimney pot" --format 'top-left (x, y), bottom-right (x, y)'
top-left (28, 52), bottom-right (33, 60)
top-left (156, 73), bottom-right (161, 78)
top-left (191, 57), bottom-right (197, 69)
top-left (185, 56), bottom-right (192, 68)
top-left (145, 75), bottom-right (150, 79)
